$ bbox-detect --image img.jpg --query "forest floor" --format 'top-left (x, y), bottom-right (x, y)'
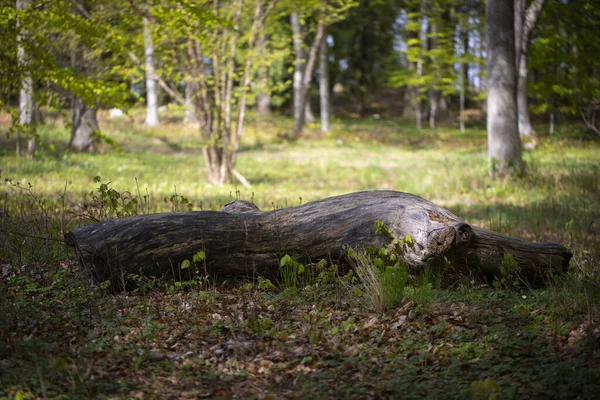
top-left (1, 108), bottom-right (600, 399)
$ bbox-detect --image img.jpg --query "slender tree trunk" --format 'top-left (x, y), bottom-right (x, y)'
top-left (184, 79), bottom-right (198, 123)
top-left (294, 26), bottom-right (325, 138)
top-left (144, 15), bottom-right (159, 127)
top-left (486, 0), bottom-right (523, 179)
top-left (516, 0), bottom-right (544, 139)
top-left (290, 12), bottom-right (304, 130)
top-left (256, 34), bottom-right (271, 116)
top-left (429, 89), bottom-right (437, 129)
top-left (458, 15), bottom-right (467, 132)
top-left (305, 101), bottom-right (315, 123)
top-left (319, 30), bottom-right (330, 133)
top-left (17, 0), bottom-right (36, 158)
top-left (463, 26), bottom-right (470, 93)
top-left (459, 62), bottom-right (466, 132)
top-left (69, 97), bottom-right (98, 152)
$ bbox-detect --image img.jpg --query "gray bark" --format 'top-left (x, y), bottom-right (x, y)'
top-left (516, 0), bottom-right (544, 138)
top-left (69, 97), bottom-right (98, 152)
top-left (319, 32), bottom-right (330, 133)
top-left (290, 13), bottom-right (325, 138)
top-left (144, 15), bottom-right (159, 127)
top-left (429, 89), bottom-right (437, 129)
top-left (305, 101), bottom-right (315, 123)
top-left (256, 35), bottom-right (271, 116)
top-left (183, 80), bottom-right (198, 123)
top-left (17, 0), bottom-right (35, 158)
top-left (486, 0), bottom-right (523, 178)
top-left (291, 12), bottom-right (304, 128)
top-left (66, 191), bottom-right (572, 289)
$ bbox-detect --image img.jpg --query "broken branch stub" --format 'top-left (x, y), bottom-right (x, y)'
top-left (65, 190), bottom-right (572, 287)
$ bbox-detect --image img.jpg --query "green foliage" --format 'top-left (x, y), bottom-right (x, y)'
top-left (493, 253), bottom-right (522, 289)
top-left (529, 0), bottom-right (600, 121)
top-left (279, 253), bottom-right (305, 294)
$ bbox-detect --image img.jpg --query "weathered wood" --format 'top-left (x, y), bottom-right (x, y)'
top-left (65, 191), bottom-right (571, 287)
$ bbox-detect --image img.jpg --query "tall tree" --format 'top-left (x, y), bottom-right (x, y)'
top-left (256, 34), bottom-right (272, 116)
top-left (319, 28), bottom-right (330, 133)
top-left (16, 0), bottom-right (36, 158)
top-left (290, 11), bottom-right (325, 138)
top-left (486, 0), bottom-right (523, 178)
top-left (515, 0), bottom-right (544, 139)
top-left (149, 0), bottom-right (277, 185)
top-left (143, 12), bottom-right (159, 127)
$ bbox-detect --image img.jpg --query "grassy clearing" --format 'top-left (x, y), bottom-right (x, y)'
top-left (1, 109), bottom-right (599, 398)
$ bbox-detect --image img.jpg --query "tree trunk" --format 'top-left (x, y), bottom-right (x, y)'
top-left (516, 0), bottom-right (544, 139)
top-left (304, 101), bottom-right (316, 123)
top-left (69, 97), bottom-right (98, 152)
top-left (428, 89), bottom-right (437, 129)
top-left (17, 0), bottom-right (36, 158)
top-left (290, 12), bottom-right (304, 130)
top-left (66, 191), bottom-right (572, 289)
top-left (144, 15), bottom-right (159, 127)
top-left (256, 34), bottom-right (271, 116)
top-left (319, 30), bottom-right (330, 133)
top-left (184, 79), bottom-right (198, 123)
top-left (486, 0), bottom-right (523, 179)
top-left (291, 14), bottom-right (326, 138)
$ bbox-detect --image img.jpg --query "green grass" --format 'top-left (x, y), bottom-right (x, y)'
top-left (1, 109), bottom-right (599, 398)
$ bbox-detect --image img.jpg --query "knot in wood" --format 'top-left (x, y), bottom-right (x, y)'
top-left (221, 200), bottom-right (261, 214)
top-left (455, 223), bottom-right (473, 243)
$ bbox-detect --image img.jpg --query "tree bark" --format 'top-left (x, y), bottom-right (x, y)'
top-left (144, 15), bottom-right (159, 127)
top-left (66, 191), bottom-right (571, 289)
top-left (256, 34), bottom-right (271, 116)
top-left (184, 79), bottom-right (198, 123)
top-left (69, 97), bottom-right (98, 152)
top-left (17, 0), bottom-right (36, 158)
top-left (486, 0), bottom-right (523, 179)
top-left (291, 13), bottom-right (325, 138)
top-left (291, 12), bottom-right (304, 129)
top-left (516, 0), bottom-right (544, 139)
top-left (319, 30), bottom-right (330, 133)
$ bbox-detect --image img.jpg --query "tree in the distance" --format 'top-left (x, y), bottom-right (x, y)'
top-left (514, 0), bottom-right (544, 140)
top-left (143, 12), bottom-right (159, 127)
top-left (486, 0), bottom-right (523, 178)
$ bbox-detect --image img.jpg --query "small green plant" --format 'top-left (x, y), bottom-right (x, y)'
top-left (493, 253), bottom-right (521, 289)
top-left (344, 220), bottom-right (415, 310)
top-left (86, 176), bottom-right (141, 220)
top-left (279, 254), bottom-right (305, 295)
top-left (164, 186), bottom-right (194, 212)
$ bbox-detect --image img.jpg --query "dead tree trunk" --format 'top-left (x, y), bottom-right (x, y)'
top-left (66, 191), bottom-right (571, 288)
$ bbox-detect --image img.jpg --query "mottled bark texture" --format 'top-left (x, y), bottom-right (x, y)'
top-left (486, 0), bottom-right (523, 178)
top-left (69, 97), bottom-right (98, 152)
top-left (66, 191), bottom-right (571, 288)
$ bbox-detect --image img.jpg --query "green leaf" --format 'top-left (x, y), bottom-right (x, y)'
top-left (193, 251), bottom-right (206, 263)
top-left (280, 254), bottom-right (293, 267)
top-left (181, 259), bottom-right (191, 269)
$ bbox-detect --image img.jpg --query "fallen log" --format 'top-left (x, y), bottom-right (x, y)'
top-left (65, 190), bottom-right (572, 287)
